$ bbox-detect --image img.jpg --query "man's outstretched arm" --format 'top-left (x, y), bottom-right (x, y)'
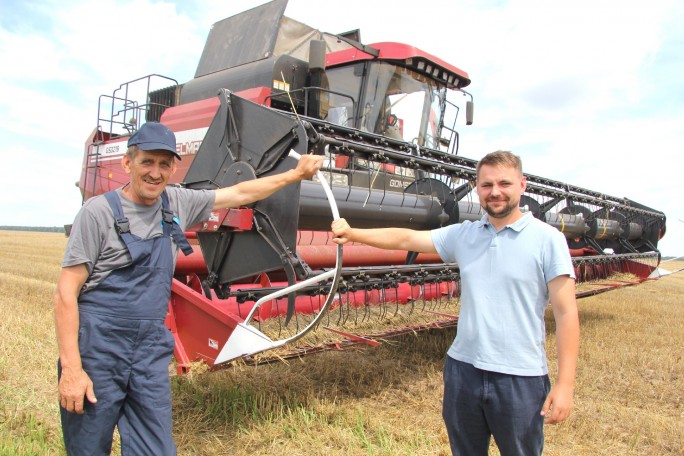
top-left (331, 218), bottom-right (437, 254)
top-left (213, 154), bottom-right (323, 210)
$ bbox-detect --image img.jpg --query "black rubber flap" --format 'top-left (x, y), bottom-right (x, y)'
top-left (195, 0), bottom-right (288, 78)
top-left (184, 89), bottom-right (309, 285)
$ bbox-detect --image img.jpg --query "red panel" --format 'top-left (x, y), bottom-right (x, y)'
top-left (234, 87), bottom-right (272, 105)
top-left (569, 247), bottom-right (598, 257)
top-left (621, 259), bottom-right (657, 279)
top-left (325, 42), bottom-right (470, 84)
top-left (168, 279), bottom-right (242, 365)
top-left (161, 97), bottom-right (219, 131)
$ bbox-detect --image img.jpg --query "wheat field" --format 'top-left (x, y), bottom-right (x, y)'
top-left (0, 230), bottom-right (682, 455)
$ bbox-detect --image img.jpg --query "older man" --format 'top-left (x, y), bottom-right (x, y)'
top-left (55, 122), bottom-right (323, 455)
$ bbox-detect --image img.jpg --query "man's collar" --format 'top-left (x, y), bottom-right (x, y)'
top-left (508, 211), bottom-right (533, 232)
top-left (480, 211), bottom-right (533, 232)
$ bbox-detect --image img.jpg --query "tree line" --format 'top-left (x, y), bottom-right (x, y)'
top-left (0, 226), bottom-right (65, 233)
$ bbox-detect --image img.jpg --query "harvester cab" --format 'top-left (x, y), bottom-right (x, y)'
top-left (78, 0), bottom-right (666, 370)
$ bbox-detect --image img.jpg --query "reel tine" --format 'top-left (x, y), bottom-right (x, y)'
top-left (349, 290), bottom-right (355, 325)
top-left (408, 283), bottom-right (415, 316)
top-left (426, 283), bottom-right (435, 311)
top-left (272, 298), bottom-right (283, 338)
top-left (362, 166), bottom-right (373, 208)
top-left (361, 289), bottom-right (369, 323)
top-left (400, 166), bottom-right (407, 208)
top-left (323, 293), bottom-right (329, 326)
top-left (375, 286), bottom-right (383, 320)
top-left (336, 292), bottom-right (343, 326)
top-left (284, 294), bottom-right (297, 328)
top-left (380, 286), bottom-right (388, 320)
top-left (379, 166), bottom-right (388, 207)
top-left (391, 287), bottom-right (398, 317)
top-left (343, 289), bottom-right (352, 325)
top-left (344, 151), bottom-right (355, 201)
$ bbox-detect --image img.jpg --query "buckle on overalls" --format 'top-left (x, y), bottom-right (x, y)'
top-left (162, 209), bottom-right (178, 225)
top-left (115, 217), bottom-right (130, 234)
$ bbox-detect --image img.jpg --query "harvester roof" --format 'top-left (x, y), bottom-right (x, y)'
top-left (194, 0), bottom-right (470, 90)
top-left (325, 42), bottom-right (471, 90)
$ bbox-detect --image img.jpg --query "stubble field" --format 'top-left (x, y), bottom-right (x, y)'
top-left (0, 230), bottom-right (682, 455)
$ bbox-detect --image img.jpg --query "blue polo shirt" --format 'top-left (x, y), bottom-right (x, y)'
top-left (431, 212), bottom-right (575, 376)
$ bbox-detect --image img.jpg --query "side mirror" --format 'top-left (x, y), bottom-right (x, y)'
top-left (466, 100), bottom-right (474, 126)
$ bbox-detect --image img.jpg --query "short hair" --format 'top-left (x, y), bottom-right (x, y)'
top-left (126, 145), bottom-right (139, 159)
top-left (476, 150), bottom-right (522, 177)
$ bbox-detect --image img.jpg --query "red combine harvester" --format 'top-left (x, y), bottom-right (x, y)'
top-left (78, 0), bottom-right (666, 372)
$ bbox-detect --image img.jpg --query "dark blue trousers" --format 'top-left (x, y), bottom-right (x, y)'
top-left (442, 356), bottom-right (550, 456)
top-left (59, 312), bottom-right (176, 455)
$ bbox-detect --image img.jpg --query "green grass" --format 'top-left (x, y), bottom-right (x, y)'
top-left (0, 408), bottom-right (64, 456)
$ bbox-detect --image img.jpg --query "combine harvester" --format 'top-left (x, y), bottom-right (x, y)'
top-left (77, 0), bottom-right (667, 372)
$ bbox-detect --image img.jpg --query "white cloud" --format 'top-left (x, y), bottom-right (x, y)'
top-left (0, 143), bottom-right (84, 226)
top-left (0, 30), bottom-right (79, 81)
top-left (0, 81), bottom-right (93, 149)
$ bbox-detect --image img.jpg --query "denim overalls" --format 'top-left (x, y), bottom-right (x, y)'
top-left (60, 190), bottom-right (191, 456)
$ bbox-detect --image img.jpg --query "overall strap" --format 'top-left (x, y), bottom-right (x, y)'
top-left (103, 191), bottom-right (137, 247)
top-left (160, 190), bottom-right (194, 256)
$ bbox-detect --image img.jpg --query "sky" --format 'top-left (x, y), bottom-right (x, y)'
top-left (1, 0), bottom-right (683, 256)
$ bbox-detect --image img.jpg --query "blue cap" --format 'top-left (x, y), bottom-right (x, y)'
top-left (127, 122), bottom-right (180, 159)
